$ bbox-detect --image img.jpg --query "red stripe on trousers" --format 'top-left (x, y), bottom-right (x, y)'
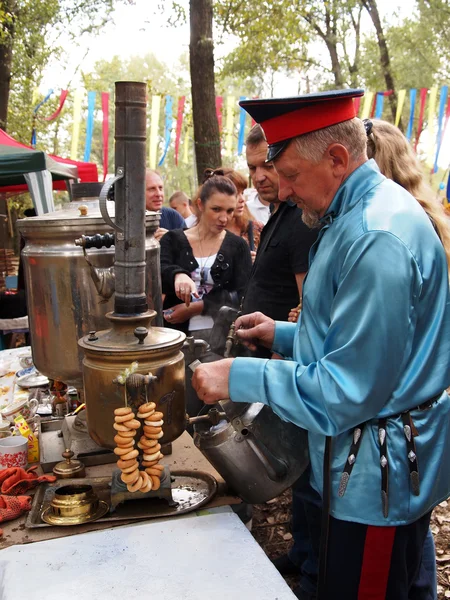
top-left (357, 525), bottom-right (396, 599)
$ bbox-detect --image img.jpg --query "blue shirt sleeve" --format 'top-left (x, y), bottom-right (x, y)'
top-left (229, 231), bottom-right (423, 436)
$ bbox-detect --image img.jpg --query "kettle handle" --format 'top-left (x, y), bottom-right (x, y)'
top-left (99, 168), bottom-right (124, 233)
top-left (245, 435), bottom-right (288, 482)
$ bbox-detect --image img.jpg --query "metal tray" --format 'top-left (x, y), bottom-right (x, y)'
top-left (26, 470), bottom-right (218, 529)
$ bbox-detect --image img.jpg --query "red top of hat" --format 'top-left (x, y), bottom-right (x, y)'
top-left (240, 89), bottom-right (364, 161)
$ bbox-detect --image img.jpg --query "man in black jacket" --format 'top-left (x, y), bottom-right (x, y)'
top-left (243, 125), bottom-right (321, 600)
top-left (242, 125), bottom-right (318, 349)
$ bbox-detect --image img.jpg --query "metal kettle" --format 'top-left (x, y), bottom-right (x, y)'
top-left (192, 398), bottom-right (309, 504)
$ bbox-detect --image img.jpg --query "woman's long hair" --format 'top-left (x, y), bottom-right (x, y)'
top-left (366, 119), bottom-right (450, 274)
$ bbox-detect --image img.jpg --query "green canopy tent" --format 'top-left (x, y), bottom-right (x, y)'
top-left (0, 130), bottom-right (78, 214)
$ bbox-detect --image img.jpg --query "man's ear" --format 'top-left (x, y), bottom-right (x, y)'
top-left (327, 143), bottom-right (350, 176)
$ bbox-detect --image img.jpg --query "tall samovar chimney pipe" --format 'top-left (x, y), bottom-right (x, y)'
top-left (113, 81), bottom-right (148, 315)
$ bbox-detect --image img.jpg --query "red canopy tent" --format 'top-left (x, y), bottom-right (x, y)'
top-left (0, 129), bottom-right (98, 193)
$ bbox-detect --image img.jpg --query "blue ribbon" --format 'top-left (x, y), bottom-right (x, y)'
top-left (406, 89), bottom-right (417, 141)
top-left (433, 86), bottom-right (448, 173)
top-left (83, 91), bottom-right (96, 162)
top-left (238, 96), bottom-right (247, 155)
top-left (33, 89), bottom-right (54, 114)
top-left (158, 95), bottom-right (173, 166)
top-left (375, 93), bottom-right (384, 119)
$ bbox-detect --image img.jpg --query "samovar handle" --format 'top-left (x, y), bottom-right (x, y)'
top-left (99, 167), bottom-right (124, 235)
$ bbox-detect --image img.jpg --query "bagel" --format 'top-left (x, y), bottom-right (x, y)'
top-left (149, 463), bottom-right (164, 472)
top-left (139, 402), bottom-right (156, 413)
top-left (144, 430), bottom-right (164, 440)
top-left (121, 448), bottom-right (139, 461)
top-left (114, 445), bottom-right (136, 456)
top-left (136, 410), bottom-right (155, 420)
top-left (138, 471), bottom-right (150, 491)
top-left (142, 458), bottom-right (161, 467)
top-left (127, 475), bottom-right (143, 493)
top-left (113, 422), bottom-right (130, 432)
top-left (144, 419), bottom-right (164, 427)
top-left (114, 407), bottom-right (132, 416)
top-left (145, 411), bottom-right (164, 421)
top-left (145, 467), bottom-right (163, 477)
top-left (143, 449), bottom-right (162, 462)
top-left (121, 469), bottom-right (140, 484)
top-left (114, 434), bottom-right (135, 446)
top-left (117, 457), bottom-right (138, 469)
top-left (150, 474), bottom-right (161, 491)
top-left (115, 428), bottom-right (136, 438)
top-left (120, 462), bottom-right (139, 474)
top-left (143, 425), bottom-right (162, 436)
top-left (140, 472), bottom-right (153, 493)
top-left (139, 437), bottom-right (158, 448)
top-left (123, 419), bottom-right (141, 430)
top-left (114, 412), bottom-right (135, 424)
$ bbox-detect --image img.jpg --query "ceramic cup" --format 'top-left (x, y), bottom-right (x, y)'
top-left (0, 436), bottom-right (28, 469)
top-left (1, 398), bottom-right (38, 423)
top-left (0, 421), bottom-right (14, 439)
top-left (19, 355), bottom-right (34, 370)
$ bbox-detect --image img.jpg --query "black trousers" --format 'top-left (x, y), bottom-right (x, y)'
top-left (322, 511), bottom-right (431, 600)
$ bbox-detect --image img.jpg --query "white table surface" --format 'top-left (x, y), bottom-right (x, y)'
top-left (0, 508), bottom-right (296, 600)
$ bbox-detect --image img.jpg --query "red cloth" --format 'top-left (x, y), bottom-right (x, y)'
top-left (0, 466), bottom-right (56, 496)
top-left (0, 494), bottom-right (32, 535)
top-left (0, 128), bottom-right (98, 193)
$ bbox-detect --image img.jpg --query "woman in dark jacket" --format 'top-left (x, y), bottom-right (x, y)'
top-left (160, 174), bottom-right (252, 339)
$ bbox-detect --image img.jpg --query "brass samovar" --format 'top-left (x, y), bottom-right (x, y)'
top-left (78, 82), bottom-right (186, 452)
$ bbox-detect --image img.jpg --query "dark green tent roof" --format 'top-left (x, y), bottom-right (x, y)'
top-left (0, 142), bottom-right (78, 187)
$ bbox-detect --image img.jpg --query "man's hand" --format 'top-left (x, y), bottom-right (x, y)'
top-left (192, 359), bottom-right (234, 404)
top-left (155, 227), bottom-right (168, 241)
top-left (174, 273), bottom-right (199, 306)
top-left (235, 312), bottom-right (275, 351)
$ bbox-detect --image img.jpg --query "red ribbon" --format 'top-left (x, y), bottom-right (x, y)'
top-left (215, 96), bottom-right (223, 133)
top-left (101, 92), bottom-right (109, 181)
top-left (175, 96), bottom-right (185, 166)
top-left (41, 90), bottom-right (68, 121)
top-left (353, 97), bottom-right (362, 116)
top-left (415, 88), bottom-right (428, 152)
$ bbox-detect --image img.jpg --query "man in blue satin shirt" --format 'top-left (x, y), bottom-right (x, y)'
top-left (192, 89), bottom-right (450, 599)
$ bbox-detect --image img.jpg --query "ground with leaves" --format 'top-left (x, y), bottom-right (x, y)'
top-left (252, 491), bottom-right (450, 599)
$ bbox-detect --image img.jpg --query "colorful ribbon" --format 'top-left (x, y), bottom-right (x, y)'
top-left (238, 96), bottom-right (247, 155)
top-left (174, 96), bottom-right (185, 166)
top-left (42, 90), bottom-right (68, 122)
top-left (406, 89), bottom-right (417, 141)
top-left (353, 96), bottom-right (362, 116)
top-left (225, 96), bottom-right (235, 156)
top-left (395, 90), bottom-right (406, 127)
top-left (414, 88), bottom-right (428, 152)
top-left (70, 89), bottom-right (83, 160)
top-left (83, 91), bottom-right (96, 163)
top-left (149, 95), bottom-right (161, 170)
top-left (361, 91), bottom-right (374, 120)
top-left (215, 96), bottom-right (223, 133)
top-left (101, 92), bottom-right (109, 181)
top-left (33, 89), bottom-right (54, 115)
top-left (375, 93), bottom-right (384, 119)
top-left (158, 95), bottom-right (173, 167)
top-left (434, 86), bottom-right (448, 172)
top-left (426, 87), bottom-right (438, 167)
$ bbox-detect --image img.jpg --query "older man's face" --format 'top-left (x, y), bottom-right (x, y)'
top-left (145, 172), bottom-right (164, 211)
top-left (274, 142), bottom-right (339, 225)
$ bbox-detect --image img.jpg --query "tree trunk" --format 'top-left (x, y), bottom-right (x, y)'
top-left (362, 0), bottom-right (397, 120)
top-left (325, 39), bottom-right (344, 87)
top-left (189, 0), bottom-right (221, 183)
top-left (0, 1), bottom-right (16, 131)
